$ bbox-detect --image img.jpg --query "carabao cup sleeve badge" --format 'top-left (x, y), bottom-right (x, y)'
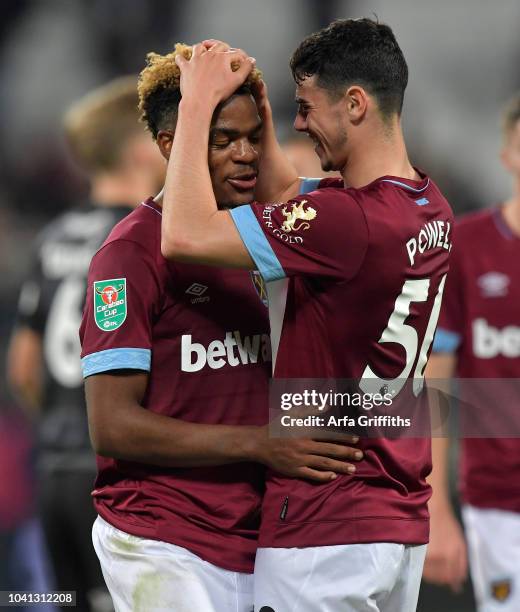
top-left (93, 278), bottom-right (127, 332)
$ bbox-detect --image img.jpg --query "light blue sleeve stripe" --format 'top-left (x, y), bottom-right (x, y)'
top-left (380, 178), bottom-right (430, 193)
top-left (432, 328), bottom-right (461, 353)
top-left (229, 205), bottom-right (286, 282)
top-left (299, 178), bottom-right (322, 194)
top-left (81, 347), bottom-right (151, 378)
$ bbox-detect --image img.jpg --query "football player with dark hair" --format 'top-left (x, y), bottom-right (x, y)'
top-left (161, 19), bottom-right (453, 611)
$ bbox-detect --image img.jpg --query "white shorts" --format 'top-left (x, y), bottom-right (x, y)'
top-left (254, 542), bottom-right (426, 612)
top-left (92, 515), bottom-right (254, 612)
top-left (463, 504), bottom-right (520, 612)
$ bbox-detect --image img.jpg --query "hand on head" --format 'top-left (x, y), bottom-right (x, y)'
top-left (201, 40), bottom-right (270, 118)
top-left (175, 40), bottom-right (256, 106)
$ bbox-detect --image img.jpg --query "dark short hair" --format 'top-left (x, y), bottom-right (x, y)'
top-left (290, 18), bottom-right (408, 117)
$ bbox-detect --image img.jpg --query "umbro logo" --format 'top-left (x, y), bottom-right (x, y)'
top-left (185, 283), bottom-right (210, 304)
top-left (186, 283), bottom-right (207, 296)
top-left (477, 272), bottom-right (509, 298)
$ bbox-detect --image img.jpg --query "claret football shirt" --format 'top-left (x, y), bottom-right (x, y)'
top-left (230, 173), bottom-right (453, 548)
top-left (433, 207), bottom-right (520, 512)
top-left (80, 198), bottom-right (271, 572)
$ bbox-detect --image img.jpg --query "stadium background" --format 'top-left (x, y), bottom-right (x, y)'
top-left (1, 1), bottom-right (519, 610)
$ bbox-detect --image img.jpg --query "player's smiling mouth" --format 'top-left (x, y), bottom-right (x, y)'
top-left (227, 172), bottom-right (258, 191)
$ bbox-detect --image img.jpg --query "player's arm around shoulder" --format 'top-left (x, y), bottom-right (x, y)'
top-left (82, 238), bottom-right (362, 474)
top-left (160, 204), bottom-right (256, 269)
top-left (229, 188), bottom-right (367, 283)
top-left (85, 370), bottom-right (251, 468)
top-left (86, 369), bottom-right (362, 477)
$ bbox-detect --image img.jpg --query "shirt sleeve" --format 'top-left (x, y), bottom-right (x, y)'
top-left (229, 188), bottom-right (368, 282)
top-left (79, 239), bottom-right (161, 378)
top-left (299, 177), bottom-right (344, 195)
top-left (432, 230), bottom-right (464, 353)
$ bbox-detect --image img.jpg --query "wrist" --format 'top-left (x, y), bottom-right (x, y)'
top-left (237, 426), bottom-right (266, 464)
top-left (178, 96), bottom-right (216, 122)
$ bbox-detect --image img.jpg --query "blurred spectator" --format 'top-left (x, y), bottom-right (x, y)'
top-left (7, 76), bottom-right (164, 611)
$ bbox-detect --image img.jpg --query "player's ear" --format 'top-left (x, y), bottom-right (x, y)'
top-left (344, 85), bottom-right (368, 123)
top-left (156, 130), bottom-right (175, 161)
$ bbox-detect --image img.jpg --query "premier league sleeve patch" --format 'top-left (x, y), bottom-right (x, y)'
top-left (93, 278), bottom-right (127, 331)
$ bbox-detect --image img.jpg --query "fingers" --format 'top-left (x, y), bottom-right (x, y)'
top-left (202, 39), bottom-right (231, 52)
top-left (423, 549), bottom-right (453, 585)
top-left (305, 454), bottom-right (357, 475)
top-left (457, 544), bottom-right (468, 584)
top-left (251, 79), bottom-right (265, 101)
top-left (251, 81), bottom-right (273, 122)
top-left (297, 467), bottom-right (338, 483)
top-left (191, 43), bottom-right (206, 57)
top-left (449, 544), bottom-right (468, 593)
top-left (422, 556), bottom-right (444, 584)
top-left (199, 43), bottom-right (250, 65)
top-left (252, 79), bottom-right (268, 101)
top-left (230, 54), bottom-right (255, 83)
top-left (423, 543), bottom-right (467, 590)
top-left (225, 48), bottom-right (254, 68)
top-left (175, 54), bottom-right (188, 70)
top-left (182, 46), bottom-right (254, 80)
top-left (308, 442), bottom-right (363, 461)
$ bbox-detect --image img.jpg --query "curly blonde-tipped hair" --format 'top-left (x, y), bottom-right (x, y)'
top-left (138, 43), bottom-right (262, 139)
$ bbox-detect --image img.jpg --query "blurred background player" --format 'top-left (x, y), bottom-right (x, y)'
top-left (80, 44), bottom-right (360, 612)
top-left (424, 93), bottom-right (520, 610)
top-left (7, 76), bottom-right (164, 612)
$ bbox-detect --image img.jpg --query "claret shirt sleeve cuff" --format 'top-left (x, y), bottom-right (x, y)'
top-left (432, 328), bottom-right (461, 353)
top-left (229, 205), bottom-right (286, 282)
top-left (299, 178), bottom-right (322, 194)
top-left (81, 347), bottom-right (151, 377)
